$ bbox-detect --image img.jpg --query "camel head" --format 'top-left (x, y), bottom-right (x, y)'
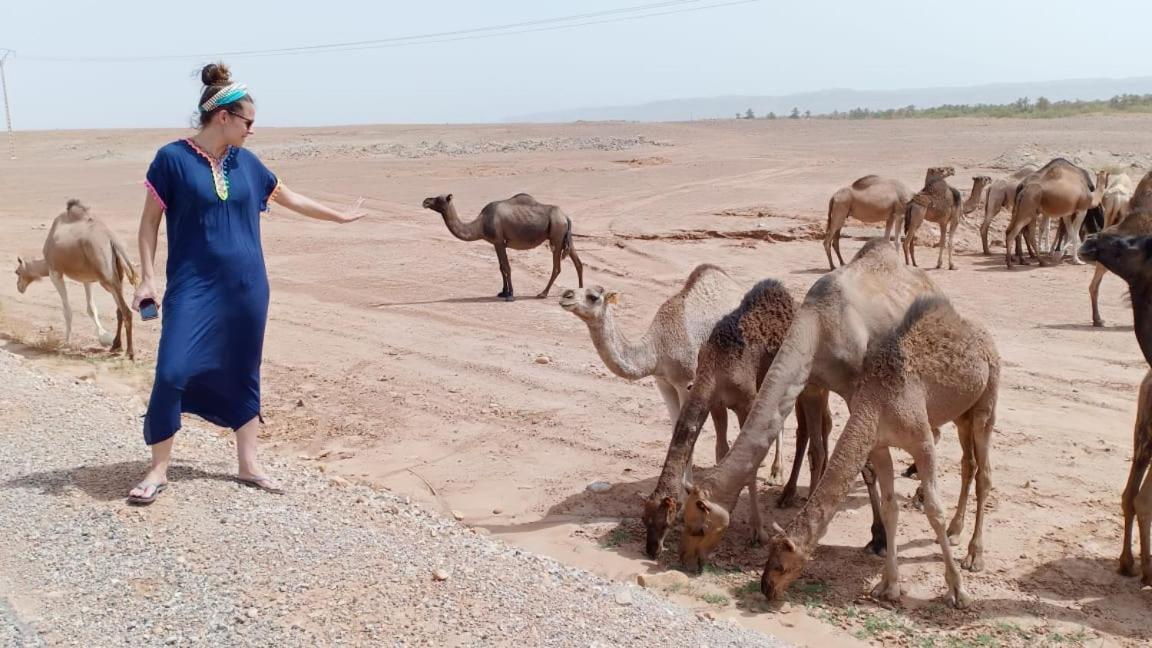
top-left (1080, 233), bottom-right (1152, 283)
top-left (679, 484), bottom-right (730, 573)
top-left (558, 286), bottom-right (619, 322)
top-left (14, 256), bottom-right (38, 293)
top-left (760, 523), bottom-right (809, 600)
top-left (1092, 170), bottom-right (1110, 207)
top-left (971, 176), bottom-right (992, 192)
top-left (641, 494), bottom-right (679, 559)
top-left (421, 193), bottom-right (453, 214)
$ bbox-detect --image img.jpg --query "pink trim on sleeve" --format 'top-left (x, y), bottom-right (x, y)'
top-left (143, 180), bottom-right (166, 211)
top-left (263, 180), bottom-right (283, 214)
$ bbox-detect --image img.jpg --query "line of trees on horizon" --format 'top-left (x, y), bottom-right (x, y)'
top-left (732, 93), bottom-right (1152, 120)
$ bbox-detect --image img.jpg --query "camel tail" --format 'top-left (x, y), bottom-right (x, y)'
top-left (111, 239), bottom-right (140, 288)
top-left (902, 199), bottom-right (916, 235)
top-left (561, 216), bottom-right (573, 259)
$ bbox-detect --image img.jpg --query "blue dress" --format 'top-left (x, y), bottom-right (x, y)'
top-left (142, 138), bottom-right (280, 445)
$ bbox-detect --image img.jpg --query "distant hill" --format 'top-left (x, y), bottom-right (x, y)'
top-left (507, 77), bottom-right (1152, 123)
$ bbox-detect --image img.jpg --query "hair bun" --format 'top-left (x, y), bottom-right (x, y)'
top-left (200, 62), bottom-right (232, 87)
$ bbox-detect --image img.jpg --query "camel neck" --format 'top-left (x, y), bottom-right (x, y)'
top-left (788, 396), bottom-right (881, 553)
top-left (23, 258), bottom-right (49, 278)
top-left (587, 307), bottom-right (658, 381)
top-left (962, 183), bottom-right (986, 214)
top-left (439, 203), bottom-right (484, 241)
top-left (652, 377), bottom-right (715, 497)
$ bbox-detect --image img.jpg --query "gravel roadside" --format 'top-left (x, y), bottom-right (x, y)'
top-left (0, 350), bottom-right (787, 648)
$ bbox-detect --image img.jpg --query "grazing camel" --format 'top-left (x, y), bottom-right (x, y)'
top-left (678, 238), bottom-right (947, 572)
top-left (980, 164), bottom-right (1038, 255)
top-left (558, 264), bottom-right (744, 427)
top-left (904, 172), bottom-right (989, 270)
top-left (823, 175), bottom-right (913, 270)
top-left (1102, 172), bottom-right (1135, 229)
top-left (1089, 172), bottom-right (1152, 327)
top-left (1003, 158), bottom-right (1106, 268)
top-left (1079, 228), bottom-right (1152, 586)
top-left (640, 278), bottom-right (833, 559)
top-left (760, 297), bottom-right (999, 609)
top-left (422, 193), bottom-right (584, 301)
top-left (13, 199), bottom-right (139, 359)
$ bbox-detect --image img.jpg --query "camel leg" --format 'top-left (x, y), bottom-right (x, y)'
top-left (538, 244), bottom-right (563, 299)
top-left (947, 415), bottom-right (976, 548)
top-left (1120, 372), bottom-right (1152, 577)
top-left (567, 242), bottom-right (584, 289)
top-left (82, 282), bottom-right (110, 344)
top-left (979, 195), bottom-right (1000, 255)
top-left (1136, 464), bottom-right (1152, 586)
top-left (494, 243), bottom-right (513, 301)
top-left (710, 405), bottom-right (729, 463)
top-left (104, 279), bottom-right (133, 360)
top-left (778, 398), bottom-right (809, 509)
top-left (1090, 263), bottom-right (1109, 327)
top-left (947, 214), bottom-right (960, 270)
top-left (861, 462), bottom-right (887, 556)
top-left (1067, 209), bottom-right (1088, 265)
top-left (869, 447), bottom-right (902, 602)
top-left (962, 389), bottom-right (996, 573)
top-left (833, 228), bottom-right (846, 266)
top-left (911, 442), bottom-right (972, 608)
top-left (654, 378), bottom-right (681, 425)
top-left (49, 271), bottom-right (73, 346)
top-left (935, 220), bottom-right (947, 269)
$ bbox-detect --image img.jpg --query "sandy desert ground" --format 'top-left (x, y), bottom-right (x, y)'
top-left (3, 115), bottom-right (1152, 647)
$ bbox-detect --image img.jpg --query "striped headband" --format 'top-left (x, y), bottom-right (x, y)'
top-left (200, 83), bottom-right (249, 112)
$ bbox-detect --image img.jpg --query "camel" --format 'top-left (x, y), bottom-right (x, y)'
top-left (640, 278), bottom-right (834, 559)
top-left (979, 164), bottom-right (1038, 256)
top-left (1003, 158), bottom-right (1106, 268)
top-left (422, 193), bottom-right (584, 301)
top-left (678, 238), bottom-right (948, 572)
top-left (558, 264), bottom-right (744, 429)
top-left (904, 172), bottom-right (989, 270)
top-left (13, 199), bottom-right (139, 359)
top-left (760, 297), bottom-right (999, 609)
top-left (1079, 226), bottom-right (1152, 586)
top-left (1102, 172), bottom-right (1135, 229)
top-left (823, 175), bottom-right (913, 270)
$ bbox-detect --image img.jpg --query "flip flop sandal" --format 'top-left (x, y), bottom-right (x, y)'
top-left (236, 476), bottom-right (286, 495)
top-left (127, 481), bottom-right (167, 505)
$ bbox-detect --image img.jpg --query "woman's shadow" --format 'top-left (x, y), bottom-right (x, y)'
top-left (2, 460), bottom-right (239, 502)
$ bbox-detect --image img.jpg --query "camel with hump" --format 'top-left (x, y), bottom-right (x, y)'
top-left (422, 193), bottom-right (584, 301)
top-left (640, 278), bottom-right (834, 559)
top-left (903, 169), bottom-right (988, 270)
top-left (678, 238), bottom-right (947, 572)
top-left (1088, 171), bottom-right (1152, 327)
top-left (760, 296), bottom-right (999, 609)
top-left (14, 199), bottom-right (139, 359)
top-left (823, 174), bottom-right (913, 270)
top-left (1003, 158), bottom-right (1106, 268)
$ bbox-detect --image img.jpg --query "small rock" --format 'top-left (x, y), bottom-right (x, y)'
top-left (535, 355), bottom-right (551, 365)
top-left (492, 507), bottom-right (503, 515)
top-left (433, 569), bottom-right (451, 581)
top-left (636, 571), bottom-right (690, 590)
top-left (246, 608), bottom-right (259, 619)
top-left (779, 602), bottom-right (792, 614)
top-left (452, 510), bottom-right (464, 521)
top-left (586, 481), bottom-right (612, 493)
top-left (614, 590), bottom-right (633, 606)
top-left (697, 611), bottom-right (716, 621)
top-left (329, 476), bottom-right (350, 487)
top-left (295, 399), bottom-right (305, 407)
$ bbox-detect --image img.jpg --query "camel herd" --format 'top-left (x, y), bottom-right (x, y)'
top-left (10, 156), bottom-right (1152, 612)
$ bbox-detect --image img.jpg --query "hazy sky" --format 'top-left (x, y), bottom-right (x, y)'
top-left (1, 0), bottom-right (1149, 130)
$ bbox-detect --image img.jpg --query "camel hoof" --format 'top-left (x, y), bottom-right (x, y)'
top-left (870, 581), bottom-right (901, 603)
top-left (535, 292), bottom-right (549, 299)
top-left (502, 295), bottom-right (515, 302)
top-left (961, 554), bottom-right (984, 572)
top-left (1119, 556), bottom-right (1138, 577)
top-left (1093, 319), bottom-right (1105, 328)
top-left (776, 490), bottom-right (797, 509)
top-left (948, 588), bottom-right (973, 609)
top-left (1142, 573), bottom-right (1152, 588)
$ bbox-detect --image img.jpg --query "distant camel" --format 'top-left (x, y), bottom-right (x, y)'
top-left (14, 199), bottom-right (139, 358)
top-left (823, 175), bottom-right (913, 270)
top-left (422, 193), bottom-right (584, 301)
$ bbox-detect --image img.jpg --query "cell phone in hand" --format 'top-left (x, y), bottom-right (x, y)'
top-left (139, 298), bottom-right (159, 321)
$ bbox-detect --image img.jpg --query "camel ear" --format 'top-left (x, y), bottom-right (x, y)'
top-left (695, 499), bottom-right (709, 513)
top-left (782, 536), bottom-right (798, 553)
top-left (661, 496), bottom-right (677, 510)
top-left (605, 291), bottom-right (620, 305)
top-left (445, 193), bottom-right (453, 203)
top-left (16, 256), bottom-right (23, 267)
top-left (771, 521), bottom-right (785, 536)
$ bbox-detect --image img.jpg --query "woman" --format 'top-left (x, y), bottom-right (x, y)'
top-left (128, 63), bottom-right (365, 504)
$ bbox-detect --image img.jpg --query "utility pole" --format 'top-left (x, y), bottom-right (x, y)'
top-left (0, 50), bottom-right (14, 160)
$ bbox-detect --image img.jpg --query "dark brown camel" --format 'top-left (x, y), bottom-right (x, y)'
top-left (422, 193), bottom-right (584, 301)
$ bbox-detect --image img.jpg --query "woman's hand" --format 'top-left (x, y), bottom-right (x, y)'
top-left (132, 281), bottom-right (158, 312)
top-left (336, 197), bottom-right (368, 224)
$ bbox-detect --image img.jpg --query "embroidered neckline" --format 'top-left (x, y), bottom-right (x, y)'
top-left (183, 138), bottom-right (236, 201)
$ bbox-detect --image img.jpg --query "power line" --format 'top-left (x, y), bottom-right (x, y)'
top-left (12, 0), bottom-right (760, 62)
top-left (0, 50), bottom-right (14, 160)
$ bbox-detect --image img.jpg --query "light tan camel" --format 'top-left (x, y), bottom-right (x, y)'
top-left (979, 164), bottom-right (1038, 255)
top-left (823, 175), bottom-right (913, 270)
top-left (1102, 172), bottom-right (1135, 229)
top-left (678, 238), bottom-right (947, 571)
top-left (1079, 222), bottom-right (1152, 586)
top-left (760, 297), bottom-right (999, 609)
top-left (640, 278), bottom-right (833, 559)
top-left (1003, 158), bottom-right (1106, 268)
top-left (904, 172), bottom-right (989, 270)
top-left (14, 199), bottom-right (139, 359)
top-left (1088, 172), bottom-right (1152, 327)
top-left (422, 193), bottom-right (584, 301)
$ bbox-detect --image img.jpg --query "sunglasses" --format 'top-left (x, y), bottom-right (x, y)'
top-left (226, 110), bottom-right (254, 129)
